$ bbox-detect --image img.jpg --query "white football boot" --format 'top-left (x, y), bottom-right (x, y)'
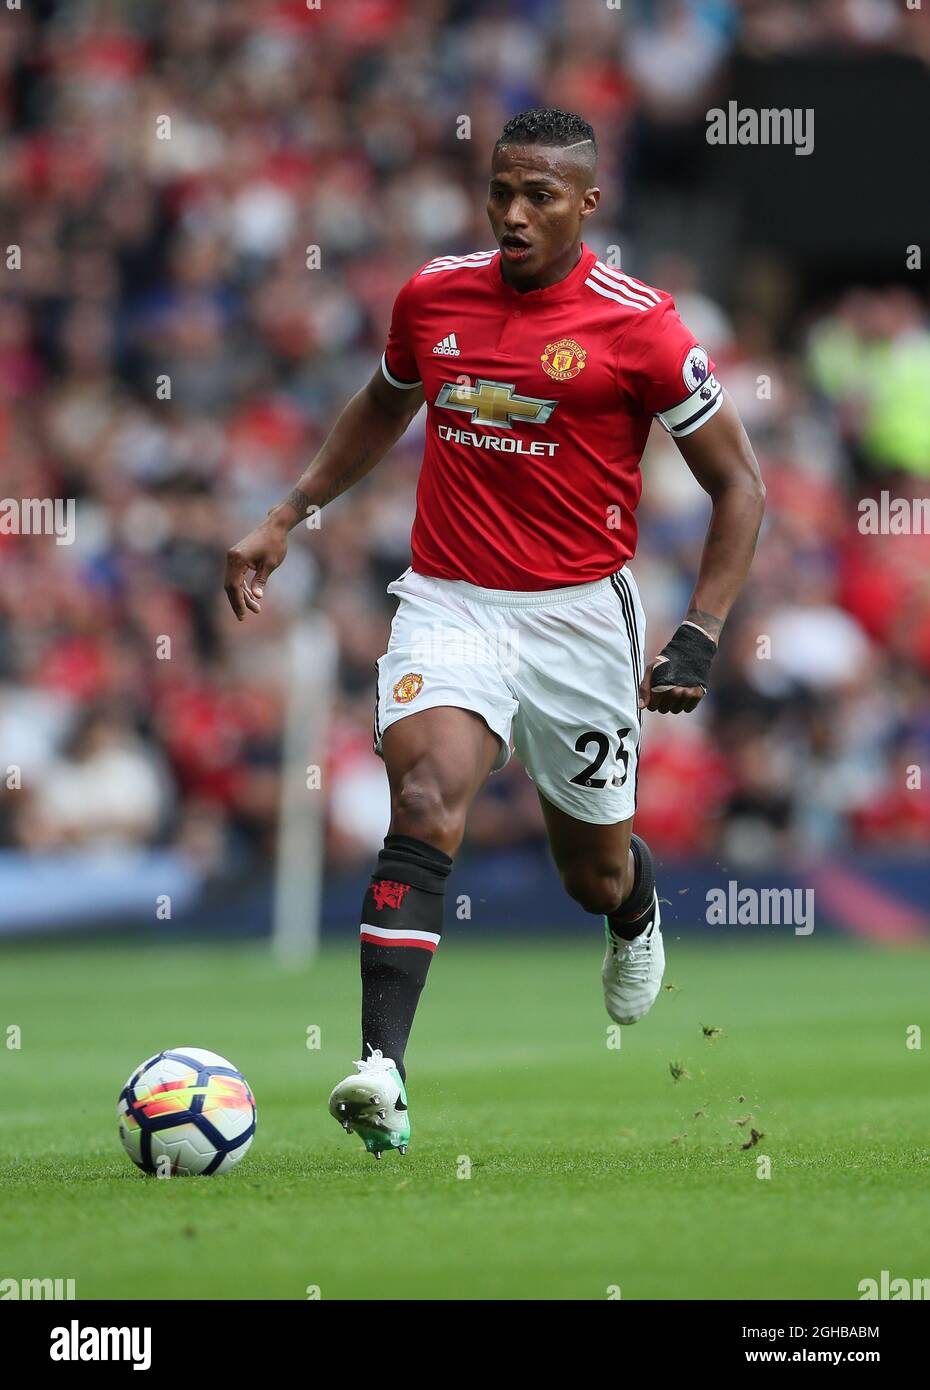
top-left (328, 1048), bottom-right (411, 1159)
top-left (602, 891), bottom-right (665, 1025)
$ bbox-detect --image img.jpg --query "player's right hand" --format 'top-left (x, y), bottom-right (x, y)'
top-left (224, 520), bottom-right (289, 620)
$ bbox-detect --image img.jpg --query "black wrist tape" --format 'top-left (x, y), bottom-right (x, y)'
top-left (651, 622), bottom-right (717, 692)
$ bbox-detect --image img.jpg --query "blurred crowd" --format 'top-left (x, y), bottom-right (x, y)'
top-left (1, 0), bottom-right (928, 884)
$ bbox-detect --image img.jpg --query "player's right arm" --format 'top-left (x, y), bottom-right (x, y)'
top-left (224, 364), bottom-right (424, 621)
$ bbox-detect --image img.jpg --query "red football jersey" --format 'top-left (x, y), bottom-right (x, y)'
top-left (382, 243), bottom-right (721, 589)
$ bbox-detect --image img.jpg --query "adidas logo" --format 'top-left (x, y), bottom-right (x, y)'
top-left (432, 333), bottom-right (461, 357)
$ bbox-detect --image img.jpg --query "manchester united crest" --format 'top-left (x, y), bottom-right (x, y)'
top-left (371, 879), bottom-right (411, 911)
top-left (393, 672), bottom-right (424, 704)
top-left (541, 337), bottom-right (587, 381)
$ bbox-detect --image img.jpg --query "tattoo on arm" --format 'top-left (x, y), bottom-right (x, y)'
top-left (685, 608), bottom-right (724, 642)
top-left (316, 451), bottom-right (373, 507)
top-left (276, 438), bottom-right (378, 522)
top-left (280, 487), bottom-right (311, 520)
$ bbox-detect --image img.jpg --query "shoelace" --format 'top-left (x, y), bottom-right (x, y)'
top-left (610, 930), bottom-right (653, 983)
top-left (353, 1046), bottom-right (397, 1074)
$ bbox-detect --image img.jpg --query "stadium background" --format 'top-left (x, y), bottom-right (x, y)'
top-left (1, 0), bottom-right (927, 938)
top-left (0, 0), bottom-right (929, 1305)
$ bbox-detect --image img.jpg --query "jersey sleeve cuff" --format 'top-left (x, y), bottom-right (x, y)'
top-left (656, 376), bottom-right (723, 437)
top-left (381, 352), bottom-right (422, 390)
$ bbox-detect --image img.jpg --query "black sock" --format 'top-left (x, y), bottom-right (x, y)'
top-left (359, 833), bottom-right (452, 1082)
top-left (606, 833), bottom-right (657, 942)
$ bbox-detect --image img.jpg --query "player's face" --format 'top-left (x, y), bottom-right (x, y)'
top-left (487, 145), bottom-right (598, 288)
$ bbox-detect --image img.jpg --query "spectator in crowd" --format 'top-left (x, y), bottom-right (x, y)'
top-left (15, 704), bottom-right (170, 851)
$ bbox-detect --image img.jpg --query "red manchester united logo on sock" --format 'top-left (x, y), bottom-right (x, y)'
top-left (371, 879), bottom-right (412, 911)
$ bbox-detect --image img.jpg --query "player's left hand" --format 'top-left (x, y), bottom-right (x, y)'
top-left (638, 621), bottom-right (717, 713)
top-left (638, 661), bottom-right (705, 713)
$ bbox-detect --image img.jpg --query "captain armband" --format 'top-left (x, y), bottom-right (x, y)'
top-left (655, 374), bottom-right (723, 438)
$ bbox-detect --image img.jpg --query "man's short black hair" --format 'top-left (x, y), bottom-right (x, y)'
top-left (496, 108), bottom-right (596, 156)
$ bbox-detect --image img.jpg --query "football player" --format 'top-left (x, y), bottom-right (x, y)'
top-left (224, 109), bottom-right (765, 1158)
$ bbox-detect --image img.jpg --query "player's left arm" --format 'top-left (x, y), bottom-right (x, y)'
top-left (640, 392), bottom-right (766, 713)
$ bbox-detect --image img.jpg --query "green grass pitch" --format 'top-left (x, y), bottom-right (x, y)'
top-left (1, 933), bottom-right (927, 1300)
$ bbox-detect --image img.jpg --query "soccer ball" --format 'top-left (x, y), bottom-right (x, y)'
top-left (118, 1047), bottom-right (256, 1176)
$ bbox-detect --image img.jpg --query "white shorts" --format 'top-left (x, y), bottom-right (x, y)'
top-left (373, 566), bottom-right (646, 825)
